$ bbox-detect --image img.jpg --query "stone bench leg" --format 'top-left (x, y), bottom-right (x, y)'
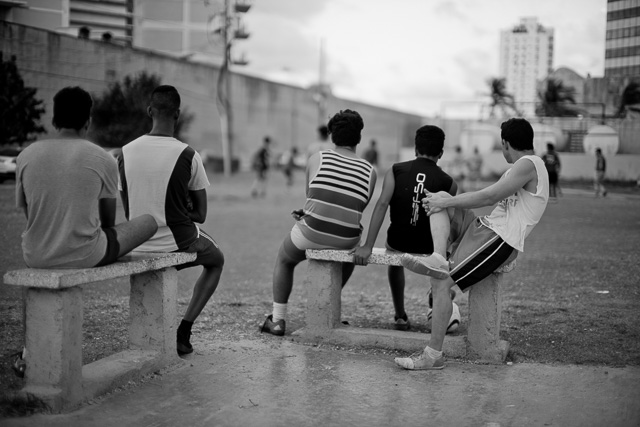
top-left (466, 272), bottom-right (507, 363)
top-left (129, 268), bottom-right (178, 356)
top-left (23, 286), bottom-right (83, 410)
top-left (305, 260), bottom-right (342, 333)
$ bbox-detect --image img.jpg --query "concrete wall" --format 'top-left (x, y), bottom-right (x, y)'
top-left (0, 21), bottom-right (423, 171)
top-left (400, 148), bottom-right (640, 182)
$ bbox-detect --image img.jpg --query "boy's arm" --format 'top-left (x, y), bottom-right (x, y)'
top-left (447, 180), bottom-right (458, 197)
top-left (353, 168), bottom-right (394, 265)
top-left (188, 189), bottom-right (207, 224)
top-left (99, 198), bottom-right (116, 228)
top-left (425, 158), bottom-right (537, 212)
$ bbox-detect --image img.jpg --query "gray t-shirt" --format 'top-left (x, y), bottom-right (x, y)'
top-left (16, 138), bottom-right (118, 268)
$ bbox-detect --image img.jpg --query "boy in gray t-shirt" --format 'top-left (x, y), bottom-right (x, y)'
top-left (16, 86), bottom-right (157, 268)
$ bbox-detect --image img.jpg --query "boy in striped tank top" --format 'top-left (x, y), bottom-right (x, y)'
top-left (261, 110), bottom-right (377, 336)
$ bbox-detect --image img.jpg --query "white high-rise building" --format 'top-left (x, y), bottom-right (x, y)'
top-left (499, 17), bottom-right (554, 116)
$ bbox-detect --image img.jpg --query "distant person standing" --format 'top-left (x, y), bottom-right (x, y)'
top-left (363, 139), bottom-right (379, 168)
top-left (466, 147), bottom-right (483, 191)
top-left (594, 148), bottom-right (607, 197)
top-left (251, 136), bottom-right (271, 198)
top-left (542, 143), bottom-right (561, 201)
top-left (282, 146), bottom-right (299, 187)
top-left (306, 125), bottom-right (330, 159)
top-left (449, 146), bottom-right (467, 193)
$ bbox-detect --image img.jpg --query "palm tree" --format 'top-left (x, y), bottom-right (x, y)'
top-left (536, 79), bottom-right (579, 117)
top-left (485, 77), bottom-right (522, 118)
top-left (616, 81), bottom-right (640, 118)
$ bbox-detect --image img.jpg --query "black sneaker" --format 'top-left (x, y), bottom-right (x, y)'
top-left (260, 315), bottom-right (285, 336)
top-left (177, 330), bottom-right (193, 355)
top-left (394, 313), bottom-right (411, 331)
top-left (11, 348), bottom-right (26, 378)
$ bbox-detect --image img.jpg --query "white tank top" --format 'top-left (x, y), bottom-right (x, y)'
top-left (481, 155), bottom-right (549, 252)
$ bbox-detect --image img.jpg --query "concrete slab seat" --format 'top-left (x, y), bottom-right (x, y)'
top-left (3, 251), bottom-right (196, 413)
top-left (291, 248), bottom-right (516, 364)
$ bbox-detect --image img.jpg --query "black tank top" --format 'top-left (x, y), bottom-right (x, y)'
top-left (387, 157), bottom-right (454, 254)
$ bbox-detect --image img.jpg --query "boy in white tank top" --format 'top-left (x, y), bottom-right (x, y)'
top-left (397, 118), bottom-right (549, 370)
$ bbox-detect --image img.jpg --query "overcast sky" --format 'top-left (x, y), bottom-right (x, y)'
top-left (236, 0), bottom-right (606, 118)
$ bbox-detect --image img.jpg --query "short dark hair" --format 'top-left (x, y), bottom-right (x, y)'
top-left (52, 86), bottom-right (93, 131)
top-left (327, 109), bottom-right (364, 147)
top-left (150, 85), bottom-right (181, 117)
top-left (546, 142), bottom-right (555, 151)
top-left (500, 118), bottom-right (534, 151)
top-left (415, 125), bottom-right (445, 156)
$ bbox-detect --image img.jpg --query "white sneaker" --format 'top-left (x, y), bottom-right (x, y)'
top-left (427, 302), bottom-right (460, 333)
top-left (394, 351), bottom-right (444, 370)
top-left (401, 253), bottom-right (449, 279)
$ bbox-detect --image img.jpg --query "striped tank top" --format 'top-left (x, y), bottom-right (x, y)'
top-left (298, 150), bottom-right (375, 249)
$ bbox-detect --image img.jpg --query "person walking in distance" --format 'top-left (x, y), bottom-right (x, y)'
top-left (251, 136), bottom-right (271, 198)
top-left (594, 148), bottom-right (607, 197)
top-left (542, 143), bottom-right (561, 201)
top-left (119, 85), bottom-right (225, 356)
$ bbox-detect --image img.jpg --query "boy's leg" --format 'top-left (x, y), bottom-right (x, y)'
top-left (400, 208), bottom-right (454, 278)
top-left (428, 276), bottom-right (456, 351)
top-left (388, 265), bottom-right (406, 318)
top-left (175, 231), bottom-right (224, 355)
top-left (388, 265), bottom-right (410, 330)
top-left (112, 214), bottom-right (158, 256)
top-left (341, 262), bottom-right (355, 288)
top-left (272, 235), bottom-right (305, 304)
top-left (262, 234), bottom-right (305, 336)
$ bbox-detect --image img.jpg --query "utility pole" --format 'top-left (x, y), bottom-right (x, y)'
top-left (214, 0), bottom-right (250, 176)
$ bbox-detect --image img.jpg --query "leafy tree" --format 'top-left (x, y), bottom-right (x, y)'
top-left (485, 77), bottom-right (521, 118)
top-left (0, 52), bottom-right (46, 146)
top-left (90, 72), bottom-right (194, 148)
top-left (616, 81), bottom-right (640, 118)
top-left (536, 79), bottom-right (579, 117)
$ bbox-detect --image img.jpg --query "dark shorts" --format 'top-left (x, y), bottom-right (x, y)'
top-left (547, 170), bottom-right (558, 184)
top-left (175, 229), bottom-right (224, 270)
top-left (448, 209), bottom-right (517, 292)
top-left (95, 227), bottom-right (120, 267)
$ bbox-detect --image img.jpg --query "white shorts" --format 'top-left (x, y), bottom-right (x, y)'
top-left (290, 222), bottom-right (328, 250)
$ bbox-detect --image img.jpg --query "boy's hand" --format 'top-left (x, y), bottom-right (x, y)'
top-left (422, 190), bottom-right (451, 216)
top-left (291, 209), bottom-right (305, 221)
top-left (352, 245), bottom-right (372, 266)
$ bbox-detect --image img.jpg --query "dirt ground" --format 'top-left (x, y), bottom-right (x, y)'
top-left (1, 170), bottom-right (639, 416)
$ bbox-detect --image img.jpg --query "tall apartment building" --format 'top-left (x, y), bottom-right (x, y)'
top-left (0, 0), bottom-right (131, 43)
top-left (605, 0), bottom-right (640, 77)
top-left (0, 0), bottom-right (246, 62)
top-left (499, 17), bottom-right (554, 116)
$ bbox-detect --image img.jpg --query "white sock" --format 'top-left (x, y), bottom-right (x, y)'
top-left (424, 346), bottom-right (443, 359)
top-left (272, 302), bottom-right (287, 322)
top-left (431, 252), bottom-right (447, 264)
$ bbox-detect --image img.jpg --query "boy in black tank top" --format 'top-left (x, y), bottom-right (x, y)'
top-left (353, 125), bottom-right (458, 330)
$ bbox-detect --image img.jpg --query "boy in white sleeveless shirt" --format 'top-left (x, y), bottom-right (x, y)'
top-left (397, 118), bottom-right (549, 370)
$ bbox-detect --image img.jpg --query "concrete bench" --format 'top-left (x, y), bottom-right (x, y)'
top-left (292, 248), bottom-right (515, 364)
top-left (3, 251), bottom-right (196, 412)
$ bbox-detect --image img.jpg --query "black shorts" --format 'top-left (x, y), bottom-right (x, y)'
top-left (95, 227), bottom-right (120, 267)
top-left (175, 229), bottom-right (224, 270)
top-left (448, 209), bottom-right (517, 292)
